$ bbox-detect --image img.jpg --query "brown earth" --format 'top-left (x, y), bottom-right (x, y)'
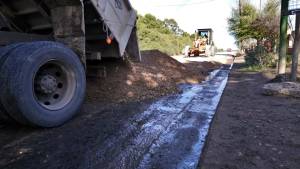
top-left (86, 50), bottom-right (219, 103)
top-left (0, 50), bottom-right (222, 169)
top-left (199, 61), bottom-right (300, 169)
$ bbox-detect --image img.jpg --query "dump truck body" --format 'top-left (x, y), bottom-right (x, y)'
top-left (0, 0), bottom-right (140, 60)
top-left (0, 0), bottom-right (140, 127)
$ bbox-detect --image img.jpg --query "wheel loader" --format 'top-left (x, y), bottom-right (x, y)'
top-left (0, 0), bottom-right (140, 127)
top-left (187, 28), bottom-right (216, 57)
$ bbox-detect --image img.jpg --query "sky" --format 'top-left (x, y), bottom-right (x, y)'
top-left (130, 0), bottom-right (267, 50)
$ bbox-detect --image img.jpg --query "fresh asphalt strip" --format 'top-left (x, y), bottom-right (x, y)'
top-left (85, 61), bottom-right (233, 169)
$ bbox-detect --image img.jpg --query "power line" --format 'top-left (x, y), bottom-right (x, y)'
top-left (151, 0), bottom-right (216, 7)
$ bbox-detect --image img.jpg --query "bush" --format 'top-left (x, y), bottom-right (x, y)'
top-left (137, 14), bottom-right (193, 56)
top-left (245, 50), bottom-right (259, 66)
top-left (245, 45), bottom-right (276, 67)
top-left (286, 54), bottom-right (292, 65)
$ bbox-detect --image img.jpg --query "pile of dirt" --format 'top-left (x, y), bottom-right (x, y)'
top-left (86, 50), bottom-right (220, 103)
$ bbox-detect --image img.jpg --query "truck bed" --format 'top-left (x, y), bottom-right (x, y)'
top-left (0, 0), bottom-right (138, 57)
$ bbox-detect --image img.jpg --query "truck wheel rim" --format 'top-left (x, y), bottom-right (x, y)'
top-left (33, 60), bottom-right (76, 110)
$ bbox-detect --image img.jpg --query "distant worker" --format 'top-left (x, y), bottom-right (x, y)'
top-left (195, 38), bottom-right (201, 48)
top-left (184, 45), bottom-right (190, 57)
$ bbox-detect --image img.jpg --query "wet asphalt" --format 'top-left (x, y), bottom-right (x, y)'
top-left (0, 63), bottom-right (232, 169)
top-left (85, 65), bottom-right (231, 169)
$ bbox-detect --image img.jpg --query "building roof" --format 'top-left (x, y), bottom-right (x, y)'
top-left (197, 28), bottom-right (213, 32)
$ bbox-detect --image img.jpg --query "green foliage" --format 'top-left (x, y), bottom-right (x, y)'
top-left (228, 2), bottom-right (258, 42)
top-left (228, 0), bottom-right (280, 68)
top-left (217, 48), bottom-right (224, 52)
top-left (286, 54), bottom-right (292, 65)
top-left (252, 0), bottom-right (280, 42)
top-left (245, 48), bottom-right (261, 66)
top-left (245, 46), bottom-right (277, 68)
top-left (228, 0), bottom-right (280, 44)
top-left (137, 14), bottom-right (192, 55)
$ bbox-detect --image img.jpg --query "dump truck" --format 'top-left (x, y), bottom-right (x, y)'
top-left (0, 0), bottom-right (140, 127)
top-left (187, 28), bottom-right (215, 57)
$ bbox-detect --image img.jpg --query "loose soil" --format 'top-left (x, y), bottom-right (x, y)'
top-left (199, 61), bottom-right (300, 169)
top-left (0, 51), bottom-right (222, 169)
top-left (86, 50), bottom-right (219, 103)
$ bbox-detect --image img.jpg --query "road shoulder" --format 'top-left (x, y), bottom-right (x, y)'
top-left (199, 62), bottom-right (300, 169)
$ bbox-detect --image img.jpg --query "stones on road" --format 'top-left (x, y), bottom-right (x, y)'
top-left (262, 82), bottom-right (300, 98)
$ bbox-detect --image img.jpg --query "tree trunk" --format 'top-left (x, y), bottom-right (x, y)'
top-left (291, 13), bottom-right (300, 81)
top-left (278, 0), bottom-right (289, 75)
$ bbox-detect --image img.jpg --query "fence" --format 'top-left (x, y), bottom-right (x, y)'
top-left (289, 0), bottom-right (300, 15)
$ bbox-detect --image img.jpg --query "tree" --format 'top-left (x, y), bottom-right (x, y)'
top-left (228, 0), bottom-right (280, 49)
top-left (141, 14), bottom-right (162, 29)
top-left (251, 0), bottom-right (280, 49)
top-left (228, 0), bottom-right (281, 67)
top-left (164, 19), bottom-right (179, 33)
top-left (228, 2), bottom-right (258, 43)
top-left (136, 14), bottom-right (193, 55)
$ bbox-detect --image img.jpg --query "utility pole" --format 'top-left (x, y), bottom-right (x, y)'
top-left (278, 0), bottom-right (289, 75)
top-left (260, 0), bottom-right (262, 12)
top-left (238, 0), bottom-right (242, 50)
top-left (239, 0), bottom-right (242, 16)
top-left (291, 13), bottom-right (300, 81)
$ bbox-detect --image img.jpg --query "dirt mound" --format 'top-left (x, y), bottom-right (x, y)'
top-left (86, 50), bottom-right (220, 103)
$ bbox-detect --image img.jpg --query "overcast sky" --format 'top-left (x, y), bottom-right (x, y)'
top-left (130, 0), bottom-right (267, 50)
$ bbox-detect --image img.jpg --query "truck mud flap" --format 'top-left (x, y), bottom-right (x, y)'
top-left (125, 27), bottom-right (141, 62)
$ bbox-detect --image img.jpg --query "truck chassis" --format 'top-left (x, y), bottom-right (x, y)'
top-left (0, 0), bottom-right (140, 127)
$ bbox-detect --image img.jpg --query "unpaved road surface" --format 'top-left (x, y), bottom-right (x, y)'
top-left (0, 60), bottom-right (232, 169)
top-left (199, 61), bottom-right (300, 169)
top-left (87, 50), bottom-right (219, 103)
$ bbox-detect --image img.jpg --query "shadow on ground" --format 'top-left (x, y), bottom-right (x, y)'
top-left (199, 63), bottom-right (300, 169)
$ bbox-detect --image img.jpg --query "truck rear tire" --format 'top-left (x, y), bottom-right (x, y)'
top-left (0, 43), bottom-right (25, 121)
top-left (0, 41), bottom-right (86, 127)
